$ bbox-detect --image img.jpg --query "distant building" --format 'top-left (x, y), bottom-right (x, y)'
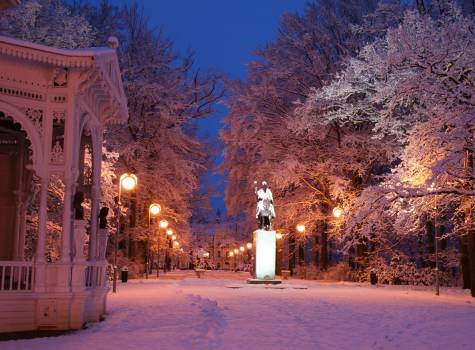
top-left (190, 213), bottom-right (252, 270)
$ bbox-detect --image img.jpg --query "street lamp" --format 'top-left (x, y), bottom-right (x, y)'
top-left (163, 226), bottom-right (174, 272)
top-left (160, 220), bottom-right (169, 229)
top-left (145, 203), bottom-right (162, 279)
top-left (332, 206), bottom-right (343, 218)
top-left (429, 184), bottom-right (440, 296)
top-left (246, 242), bottom-right (252, 250)
top-left (296, 224), bottom-right (306, 233)
top-left (113, 173), bottom-right (137, 294)
top-left (149, 203), bottom-right (161, 216)
top-left (146, 203), bottom-right (161, 280)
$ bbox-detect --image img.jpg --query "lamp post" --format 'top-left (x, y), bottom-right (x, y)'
top-left (164, 225), bottom-right (173, 272)
top-left (428, 184), bottom-right (440, 296)
top-left (113, 173), bottom-right (137, 294)
top-left (146, 203), bottom-right (161, 279)
top-left (233, 248), bottom-right (239, 271)
top-left (229, 251), bottom-right (235, 270)
top-left (296, 224), bottom-right (306, 267)
top-left (159, 220), bottom-right (169, 272)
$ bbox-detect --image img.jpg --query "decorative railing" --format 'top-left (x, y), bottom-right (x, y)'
top-left (0, 261), bottom-right (34, 292)
top-left (85, 262), bottom-right (106, 289)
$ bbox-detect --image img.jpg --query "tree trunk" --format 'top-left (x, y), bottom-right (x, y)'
top-left (469, 227), bottom-right (475, 297)
top-left (320, 222), bottom-right (328, 271)
top-left (461, 235), bottom-right (471, 289)
top-left (426, 220), bottom-right (435, 268)
top-left (288, 236), bottom-right (296, 273)
top-left (416, 0), bottom-right (426, 15)
top-left (314, 235), bottom-right (319, 268)
top-left (464, 149), bottom-right (475, 296)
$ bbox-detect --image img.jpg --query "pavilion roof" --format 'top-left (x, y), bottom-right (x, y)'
top-left (0, 35), bottom-right (128, 124)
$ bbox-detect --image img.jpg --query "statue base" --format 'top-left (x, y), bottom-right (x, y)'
top-left (247, 278), bottom-right (282, 285)
top-left (253, 229), bottom-right (277, 280)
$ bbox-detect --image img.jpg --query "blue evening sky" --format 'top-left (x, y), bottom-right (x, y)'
top-left (113, 0), bottom-right (308, 214)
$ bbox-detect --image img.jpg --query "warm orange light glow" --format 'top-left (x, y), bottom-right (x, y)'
top-left (239, 246), bottom-right (245, 252)
top-left (246, 242), bottom-right (252, 249)
top-left (296, 224), bottom-right (306, 233)
top-left (166, 228), bottom-right (173, 236)
top-left (159, 220), bottom-right (169, 229)
top-left (276, 233), bottom-right (283, 239)
top-left (233, 248), bottom-right (239, 254)
top-left (149, 203), bottom-right (161, 216)
top-left (332, 207), bottom-right (343, 218)
top-left (229, 252), bottom-right (234, 257)
top-left (120, 173), bottom-right (137, 191)
top-left (173, 241), bottom-right (179, 247)
top-left (171, 235), bottom-right (177, 241)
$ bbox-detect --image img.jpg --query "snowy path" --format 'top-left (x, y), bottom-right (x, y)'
top-left (2, 272), bottom-right (475, 350)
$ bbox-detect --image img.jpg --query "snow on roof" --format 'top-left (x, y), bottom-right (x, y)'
top-left (0, 0), bottom-right (20, 10)
top-left (0, 35), bottom-right (128, 124)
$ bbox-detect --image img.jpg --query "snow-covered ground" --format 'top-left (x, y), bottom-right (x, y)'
top-left (3, 271), bottom-right (475, 350)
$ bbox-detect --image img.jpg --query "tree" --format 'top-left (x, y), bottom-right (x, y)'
top-left (222, 0), bottom-right (384, 268)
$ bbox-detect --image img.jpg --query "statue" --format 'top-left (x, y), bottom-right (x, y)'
top-left (254, 181), bottom-right (276, 230)
top-left (99, 207), bottom-right (109, 229)
top-left (73, 191), bottom-right (84, 220)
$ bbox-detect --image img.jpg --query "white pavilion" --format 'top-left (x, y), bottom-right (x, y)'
top-left (0, 0), bottom-right (128, 333)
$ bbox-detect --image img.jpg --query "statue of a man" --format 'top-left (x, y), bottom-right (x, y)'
top-left (254, 181), bottom-right (276, 230)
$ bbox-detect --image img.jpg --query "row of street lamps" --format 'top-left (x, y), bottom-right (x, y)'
top-left (225, 206), bottom-right (344, 267)
top-left (113, 173), bottom-right (181, 293)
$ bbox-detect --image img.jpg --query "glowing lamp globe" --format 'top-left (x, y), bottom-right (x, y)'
top-left (296, 224), bottom-right (306, 233)
top-left (333, 206), bottom-right (343, 218)
top-left (246, 242), bottom-right (252, 249)
top-left (159, 220), bottom-right (169, 229)
top-left (171, 235), bottom-right (177, 241)
top-left (239, 246), bottom-right (245, 252)
top-left (149, 203), bottom-right (161, 216)
top-left (276, 233), bottom-right (283, 239)
top-left (229, 252), bottom-right (234, 257)
top-left (166, 228), bottom-right (173, 236)
top-left (233, 248), bottom-right (239, 254)
top-left (120, 173), bottom-right (137, 191)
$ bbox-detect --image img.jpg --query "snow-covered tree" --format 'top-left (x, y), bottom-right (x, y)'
top-left (0, 0), bottom-right (94, 48)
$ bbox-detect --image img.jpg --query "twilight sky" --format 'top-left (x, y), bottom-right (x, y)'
top-left (113, 0), bottom-right (308, 214)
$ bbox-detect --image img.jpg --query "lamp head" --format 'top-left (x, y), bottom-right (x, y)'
top-left (149, 203), bottom-right (161, 216)
top-left (159, 220), bottom-right (169, 229)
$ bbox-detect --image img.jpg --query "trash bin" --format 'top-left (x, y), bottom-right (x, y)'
top-left (370, 271), bottom-right (378, 285)
top-left (121, 266), bottom-right (129, 283)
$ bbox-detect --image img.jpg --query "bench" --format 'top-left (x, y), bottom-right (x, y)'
top-left (281, 270), bottom-right (291, 280)
top-left (195, 269), bottom-right (206, 278)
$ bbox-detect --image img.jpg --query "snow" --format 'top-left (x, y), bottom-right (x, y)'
top-left (3, 271), bottom-right (475, 350)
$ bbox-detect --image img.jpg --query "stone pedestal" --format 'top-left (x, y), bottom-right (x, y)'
top-left (96, 229), bottom-right (108, 260)
top-left (74, 220), bottom-right (87, 263)
top-left (251, 230), bottom-right (277, 280)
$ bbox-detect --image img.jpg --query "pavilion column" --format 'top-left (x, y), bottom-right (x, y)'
top-left (60, 180), bottom-right (74, 262)
top-left (36, 178), bottom-right (48, 263)
top-left (89, 184), bottom-right (100, 260)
